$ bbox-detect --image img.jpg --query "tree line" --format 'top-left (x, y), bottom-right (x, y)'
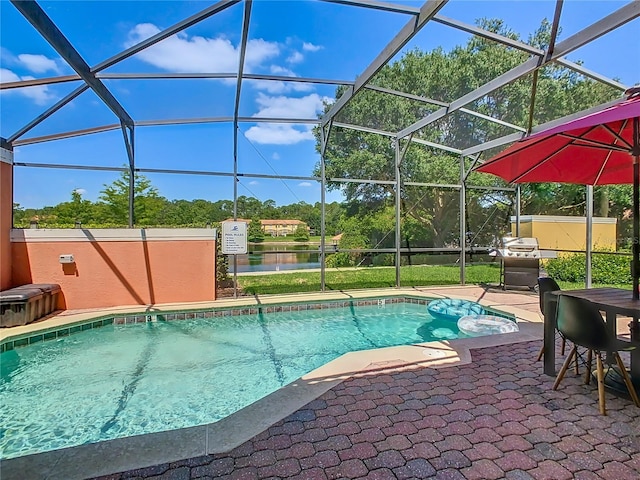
top-left (13, 169), bottom-right (345, 236)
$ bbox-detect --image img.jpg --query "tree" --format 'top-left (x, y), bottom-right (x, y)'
top-left (315, 18), bottom-right (622, 248)
top-left (235, 196), bottom-right (264, 219)
top-left (293, 223), bottom-right (309, 242)
top-left (97, 169), bottom-right (168, 225)
top-left (12, 203), bottom-right (26, 226)
top-left (247, 217), bottom-right (264, 242)
top-left (52, 190), bottom-right (95, 225)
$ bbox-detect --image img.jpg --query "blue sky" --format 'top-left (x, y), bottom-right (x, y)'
top-left (1, 0), bottom-right (638, 210)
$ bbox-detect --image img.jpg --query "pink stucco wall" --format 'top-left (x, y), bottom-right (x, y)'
top-left (11, 229), bottom-right (217, 310)
top-left (0, 160), bottom-right (12, 290)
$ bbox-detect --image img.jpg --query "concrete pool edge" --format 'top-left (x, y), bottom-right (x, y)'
top-left (0, 287), bottom-right (543, 479)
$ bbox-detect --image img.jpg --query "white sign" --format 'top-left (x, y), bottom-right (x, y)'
top-left (221, 221), bottom-right (248, 254)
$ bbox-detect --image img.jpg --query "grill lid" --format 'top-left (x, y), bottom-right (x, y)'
top-left (489, 236), bottom-right (542, 258)
top-left (502, 236), bottom-right (539, 251)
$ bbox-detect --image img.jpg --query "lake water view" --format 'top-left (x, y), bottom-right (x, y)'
top-left (230, 243), bottom-right (321, 273)
top-left (229, 243), bottom-right (492, 273)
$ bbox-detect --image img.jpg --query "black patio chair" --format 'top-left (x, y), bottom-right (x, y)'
top-left (552, 295), bottom-right (640, 415)
top-left (536, 277), bottom-right (567, 361)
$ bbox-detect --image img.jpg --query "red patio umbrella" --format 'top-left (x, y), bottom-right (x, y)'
top-left (475, 90), bottom-right (640, 299)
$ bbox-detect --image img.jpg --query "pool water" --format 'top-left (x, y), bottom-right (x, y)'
top-left (0, 301), bottom-right (462, 459)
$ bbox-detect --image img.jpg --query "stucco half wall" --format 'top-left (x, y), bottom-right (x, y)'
top-left (11, 228), bottom-right (217, 310)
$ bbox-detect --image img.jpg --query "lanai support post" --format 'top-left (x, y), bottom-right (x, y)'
top-left (395, 140), bottom-right (402, 287)
top-left (121, 124), bottom-right (135, 228)
top-left (460, 154), bottom-right (466, 285)
top-left (586, 185), bottom-right (593, 288)
top-left (394, 137), bottom-right (413, 288)
top-left (319, 122), bottom-right (332, 292)
top-left (230, 0), bottom-right (252, 299)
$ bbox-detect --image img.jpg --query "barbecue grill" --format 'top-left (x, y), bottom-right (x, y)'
top-left (490, 237), bottom-right (542, 290)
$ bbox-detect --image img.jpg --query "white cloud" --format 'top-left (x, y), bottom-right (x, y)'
top-left (0, 68), bottom-right (20, 83)
top-left (245, 39), bottom-right (280, 70)
top-left (272, 152), bottom-right (280, 160)
top-left (287, 51), bottom-right (304, 64)
top-left (0, 68), bottom-right (57, 105)
top-left (17, 54), bottom-right (60, 74)
top-left (298, 182), bottom-right (312, 187)
top-left (246, 65), bottom-right (313, 94)
top-left (244, 93), bottom-right (329, 145)
top-left (74, 188), bottom-right (87, 195)
top-left (248, 180), bottom-right (259, 185)
top-left (271, 65), bottom-right (295, 76)
top-left (245, 123), bottom-right (314, 145)
top-left (253, 92), bottom-right (328, 119)
top-left (125, 23), bottom-right (279, 73)
top-left (302, 42), bottom-right (322, 52)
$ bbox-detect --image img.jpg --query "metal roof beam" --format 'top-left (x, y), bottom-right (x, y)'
top-left (320, 0), bottom-right (420, 15)
top-left (100, 73), bottom-right (236, 80)
top-left (10, 0), bottom-right (133, 126)
top-left (94, 72), bottom-right (353, 86)
top-left (320, 0), bottom-right (448, 127)
top-left (7, 85), bottom-right (89, 143)
top-left (464, 97), bottom-right (623, 157)
top-left (333, 122), bottom-right (462, 154)
top-left (2, 60), bottom-right (624, 97)
top-left (433, 14), bottom-right (627, 91)
top-left (242, 73), bottom-right (351, 85)
top-left (14, 116), bottom-right (321, 145)
top-left (432, 15), bottom-right (543, 55)
top-left (91, 0), bottom-right (240, 73)
top-left (0, 75), bottom-right (80, 90)
top-left (555, 58), bottom-right (629, 90)
top-left (233, 2), bottom-right (252, 132)
top-left (365, 85), bottom-right (527, 132)
top-left (13, 124), bottom-right (121, 146)
top-left (139, 117), bottom-right (319, 126)
top-left (397, 1), bottom-right (640, 139)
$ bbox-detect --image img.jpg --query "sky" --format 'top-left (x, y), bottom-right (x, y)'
top-left (1, 0), bottom-right (639, 210)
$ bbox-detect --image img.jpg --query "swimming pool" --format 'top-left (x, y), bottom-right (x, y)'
top-left (0, 297), bottom-right (514, 459)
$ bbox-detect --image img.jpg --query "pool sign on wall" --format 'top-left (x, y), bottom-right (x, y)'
top-left (221, 221), bottom-right (248, 254)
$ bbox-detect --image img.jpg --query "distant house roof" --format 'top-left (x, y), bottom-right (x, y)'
top-left (260, 219), bottom-right (306, 226)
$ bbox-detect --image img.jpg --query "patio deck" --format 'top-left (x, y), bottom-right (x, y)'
top-left (3, 286), bottom-right (639, 479)
top-left (91, 340), bottom-right (639, 480)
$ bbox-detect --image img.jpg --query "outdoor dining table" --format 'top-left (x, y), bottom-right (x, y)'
top-left (543, 287), bottom-right (640, 393)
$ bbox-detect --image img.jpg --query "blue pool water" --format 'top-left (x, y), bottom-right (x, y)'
top-left (0, 301), bottom-right (466, 459)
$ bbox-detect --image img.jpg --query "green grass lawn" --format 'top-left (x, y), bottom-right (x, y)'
top-left (235, 264), bottom-right (632, 296)
top-left (237, 264), bottom-right (500, 295)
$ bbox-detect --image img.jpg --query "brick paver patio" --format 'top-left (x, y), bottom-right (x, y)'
top-left (95, 340), bottom-right (640, 480)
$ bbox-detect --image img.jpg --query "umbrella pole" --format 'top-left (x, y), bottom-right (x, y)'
top-left (634, 116), bottom-right (640, 301)
top-left (635, 156), bottom-right (639, 301)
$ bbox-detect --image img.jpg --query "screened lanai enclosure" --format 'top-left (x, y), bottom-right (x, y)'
top-left (2, 0), bottom-right (639, 294)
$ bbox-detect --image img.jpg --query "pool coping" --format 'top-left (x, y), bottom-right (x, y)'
top-left (0, 287), bottom-right (544, 480)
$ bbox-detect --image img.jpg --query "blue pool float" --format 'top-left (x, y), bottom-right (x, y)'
top-left (427, 298), bottom-right (485, 322)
